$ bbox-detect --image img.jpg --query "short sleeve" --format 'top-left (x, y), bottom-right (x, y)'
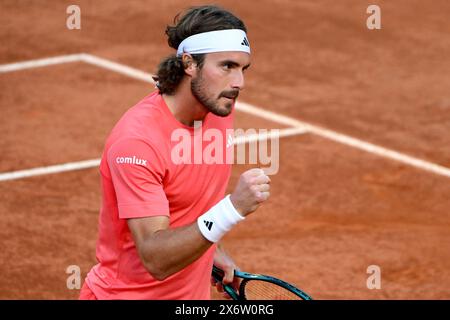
top-left (107, 138), bottom-right (169, 219)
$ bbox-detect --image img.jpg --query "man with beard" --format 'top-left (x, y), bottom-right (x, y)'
top-left (80, 5), bottom-right (271, 300)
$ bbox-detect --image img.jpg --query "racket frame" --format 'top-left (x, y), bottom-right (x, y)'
top-left (212, 265), bottom-right (313, 300)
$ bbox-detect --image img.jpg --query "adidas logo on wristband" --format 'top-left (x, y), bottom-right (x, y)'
top-left (197, 195), bottom-right (245, 243)
top-left (204, 220), bottom-right (213, 231)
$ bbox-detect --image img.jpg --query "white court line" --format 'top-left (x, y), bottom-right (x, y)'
top-left (0, 159), bottom-right (101, 182)
top-left (80, 54), bottom-right (155, 83)
top-left (1, 53), bottom-right (449, 179)
top-left (0, 54), bottom-right (84, 73)
top-left (234, 127), bottom-right (308, 145)
top-left (0, 128), bottom-right (305, 182)
top-left (236, 103), bottom-right (450, 178)
top-left (82, 54), bottom-right (450, 179)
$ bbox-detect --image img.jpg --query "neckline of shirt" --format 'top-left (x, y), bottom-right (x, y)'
top-left (157, 92), bottom-right (211, 136)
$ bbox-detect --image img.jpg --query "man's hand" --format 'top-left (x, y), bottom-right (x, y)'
top-left (211, 244), bottom-right (240, 299)
top-left (230, 168), bottom-right (271, 216)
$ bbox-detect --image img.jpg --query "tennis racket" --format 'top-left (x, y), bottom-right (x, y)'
top-left (212, 265), bottom-right (313, 300)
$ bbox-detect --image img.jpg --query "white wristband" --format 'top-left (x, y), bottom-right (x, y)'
top-left (197, 195), bottom-right (245, 243)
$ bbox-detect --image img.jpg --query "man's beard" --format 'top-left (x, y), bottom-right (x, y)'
top-left (191, 72), bottom-right (239, 117)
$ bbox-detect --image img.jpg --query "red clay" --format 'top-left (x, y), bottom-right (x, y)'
top-left (1, 0), bottom-right (449, 299)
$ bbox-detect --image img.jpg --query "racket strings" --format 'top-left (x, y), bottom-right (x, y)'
top-left (242, 280), bottom-right (303, 300)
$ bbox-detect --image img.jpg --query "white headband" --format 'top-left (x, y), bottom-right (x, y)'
top-left (176, 29), bottom-right (251, 57)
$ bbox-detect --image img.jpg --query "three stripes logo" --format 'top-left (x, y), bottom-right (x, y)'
top-left (204, 220), bottom-right (213, 231)
top-left (241, 37), bottom-right (250, 47)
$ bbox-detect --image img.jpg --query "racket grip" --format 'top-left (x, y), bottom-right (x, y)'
top-left (223, 285), bottom-right (239, 300)
top-left (212, 266), bottom-right (240, 300)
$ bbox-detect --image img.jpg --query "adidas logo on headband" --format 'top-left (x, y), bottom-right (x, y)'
top-left (241, 37), bottom-right (250, 47)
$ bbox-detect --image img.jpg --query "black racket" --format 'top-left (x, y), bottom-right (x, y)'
top-left (212, 265), bottom-right (313, 300)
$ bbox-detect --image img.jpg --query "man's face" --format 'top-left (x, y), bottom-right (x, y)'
top-left (190, 51), bottom-right (251, 117)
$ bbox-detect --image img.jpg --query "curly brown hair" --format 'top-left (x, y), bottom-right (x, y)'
top-left (153, 5), bottom-right (247, 94)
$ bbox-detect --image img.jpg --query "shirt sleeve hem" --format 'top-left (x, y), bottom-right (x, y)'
top-left (118, 203), bottom-right (170, 219)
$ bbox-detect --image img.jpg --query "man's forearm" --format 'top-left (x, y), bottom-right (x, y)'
top-left (139, 222), bottom-right (213, 280)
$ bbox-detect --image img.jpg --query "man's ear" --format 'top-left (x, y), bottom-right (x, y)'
top-left (182, 54), bottom-right (197, 77)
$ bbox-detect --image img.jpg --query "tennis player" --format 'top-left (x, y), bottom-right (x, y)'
top-left (80, 5), bottom-right (270, 300)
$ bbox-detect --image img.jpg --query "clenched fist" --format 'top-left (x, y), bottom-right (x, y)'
top-left (229, 168), bottom-right (271, 216)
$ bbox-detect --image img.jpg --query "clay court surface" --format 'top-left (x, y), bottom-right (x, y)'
top-left (1, 0), bottom-right (449, 299)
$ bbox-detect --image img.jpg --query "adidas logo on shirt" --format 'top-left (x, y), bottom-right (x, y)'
top-left (241, 37), bottom-right (250, 47)
top-left (204, 220), bottom-right (213, 231)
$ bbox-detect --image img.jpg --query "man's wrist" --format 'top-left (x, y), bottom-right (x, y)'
top-left (229, 193), bottom-right (245, 216)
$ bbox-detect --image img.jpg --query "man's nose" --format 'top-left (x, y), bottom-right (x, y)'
top-left (231, 70), bottom-right (245, 90)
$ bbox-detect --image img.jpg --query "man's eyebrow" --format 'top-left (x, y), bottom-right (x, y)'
top-left (220, 60), bottom-right (251, 69)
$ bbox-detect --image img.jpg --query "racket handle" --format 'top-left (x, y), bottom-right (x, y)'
top-left (223, 284), bottom-right (239, 300)
top-left (212, 265), bottom-right (240, 300)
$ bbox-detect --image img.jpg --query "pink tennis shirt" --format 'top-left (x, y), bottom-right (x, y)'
top-left (85, 91), bottom-right (234, 299)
